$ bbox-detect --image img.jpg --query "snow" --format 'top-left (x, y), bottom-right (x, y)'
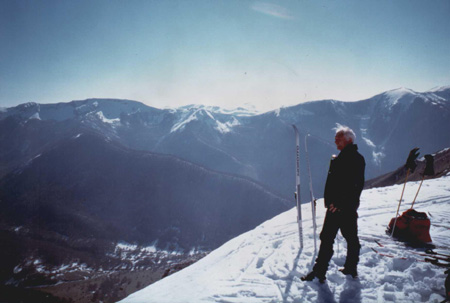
top-left (171, 107), bottom-right (242, 134)
top-left (31, 153), bottom-right (42, 160)
top-left (171, 111), bottom-right (199, 133)
top-left (437, 147), bottom-right (450, 155)
top-left (13, 265), bottom-right (22, 274)
top-left (120, 175), bottom-right (450, 303)
top-left (29, 112), bottom-right (41, 120)
top-left (274, 108), bottom-right (281, 117)
top-left (362, 137), bottom-right (375, 148)
top-left (215, 117), bottom-right (240, 134)
top-left (117, 243), bottom-right (139, 251)
top-left (372, 150), bottom-right (386, 166)
top-left (382, 87), bottom-right (417, 107)
top-left (204, 110), bottom-right (215, 120)
top-left (115, 242), bottom-right (158, 254)
top-left (206, 104), bottom-right (260, 117)
top-left (176, 104), bottom-right (259, 117)
top-left (427, 85), bottom-right (450, 92)
top-left (96, 111), bottom-right (120, 124)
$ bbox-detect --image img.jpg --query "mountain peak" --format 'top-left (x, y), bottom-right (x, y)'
top-left (427, 85), bottom-right (450, 93)
top-left (174, 104), bottom-right (259, 117)
top-left (384, 86), bottom-right (417, 97)
top-left (376, 87), bottom-right (418, 108)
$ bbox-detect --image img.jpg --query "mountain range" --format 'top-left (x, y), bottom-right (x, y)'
top-left (0, 85), bottom-right (449, 301)
top-left (1, 85), bottom-right (449, 200)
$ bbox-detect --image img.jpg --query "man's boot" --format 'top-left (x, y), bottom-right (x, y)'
top-left (301, 271), bottom-right (326, 283)
top-left (339, 267), bottom-right (358, 278)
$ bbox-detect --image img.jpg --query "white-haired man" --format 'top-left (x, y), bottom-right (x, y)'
top-left (302, 126), bottom-right (365, 283)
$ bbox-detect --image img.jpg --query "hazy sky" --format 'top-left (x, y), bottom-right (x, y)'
top-left (1, 0), bottom-right (449, 111)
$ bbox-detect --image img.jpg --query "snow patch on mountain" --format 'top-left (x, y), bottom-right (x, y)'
top-left (120, 175), bottom-right (450, 303)
top-left (436, 147), bottom-right (450, 155)
top-left (362, 137), bottom-right (375, 148)
top-left (171, 111), bottom-right (199, 133)
top-left (96, 111), bottom-right (120, 125)
top-left (176, 104), bottom-right (259, 117)
top-left (427, 85), bottom-right (450, 92)
top-left (372, 150), bottom-right (386, 166)
top-left (382, 87), bottom-right (417, 108)
top-left (215, 117), bottom-right (240, 134)
top-left (170, 106), bottom-right (244, 134)
top-left (28, 112), bottom-right (41, 120)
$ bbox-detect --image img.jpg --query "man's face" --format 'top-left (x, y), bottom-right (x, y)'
top-left (335, 132), bottom-right (350, 151)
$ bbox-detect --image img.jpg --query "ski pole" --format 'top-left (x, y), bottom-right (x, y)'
top-left (410, 175), bottom-right (425, 209)
top-left (411, 154), bottom-right (434, 209)
top-left (391, 168), bottom-right (410, 237)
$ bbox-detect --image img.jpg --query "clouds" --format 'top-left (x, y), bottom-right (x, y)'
top-left (251, 2), bottom-right (294, 20)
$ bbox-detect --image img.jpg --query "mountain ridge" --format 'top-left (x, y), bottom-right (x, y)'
top-left (1, 86), bottom-right (449, 200)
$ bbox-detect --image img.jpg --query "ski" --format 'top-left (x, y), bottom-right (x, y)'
top-left (424, 258), bottom-right (450, 268)
top-left (360, 235), bottom-right (449, 253)
top-left (411, 250), bottom-right (450, 262)
top-left (361, 235), bottom-right (450, 262)
top-left (305, 133), bottom-right (317, 252)
top-left (425, 249), bottom-right (450, 259)
top-left (370, 247), bottom-right (450, 268)
top-left (293, 125), bottom-right (303, 249)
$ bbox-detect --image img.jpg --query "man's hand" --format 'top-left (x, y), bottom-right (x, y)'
top-left (328, 204), bottom-right (340, 213)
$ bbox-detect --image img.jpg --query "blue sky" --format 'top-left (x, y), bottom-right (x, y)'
top-left (1, 0), bottom-right (449, 110)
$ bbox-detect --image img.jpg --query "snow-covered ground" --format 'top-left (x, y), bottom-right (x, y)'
top-left (120, 176), bottom-right (450, 303)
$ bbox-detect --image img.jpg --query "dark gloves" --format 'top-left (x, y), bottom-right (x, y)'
top-left (423, 154), bottom-right (435, 176)
top-left (406, 147), bottom-right (420, 172)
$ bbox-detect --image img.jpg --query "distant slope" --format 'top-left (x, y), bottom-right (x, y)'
top-left (365, 147), bottom-right (450, 189)
top-left (0, 131), bottom-right (290, 287)
top-left (119, 175), bottom-right (450, 303)
top-left (0, 115), bottom-right (83, 178)
top-left (0, 131), bottom-right (290, 249)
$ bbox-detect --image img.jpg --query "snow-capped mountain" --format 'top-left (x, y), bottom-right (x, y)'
top-left (1, 86), bottom-right (449, 201)
top-left (168, 105), bottom-right (243, 134)
top-left (170, 103), bottom-right (260, 117)
top-left (0, 98), bottom-right (161, 122)
top-left (119, 174), bottom-right (450, 303)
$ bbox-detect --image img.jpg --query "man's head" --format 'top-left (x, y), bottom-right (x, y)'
top-left (334, 125), bottom-right (356, 151)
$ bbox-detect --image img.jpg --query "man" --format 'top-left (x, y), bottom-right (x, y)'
top-left (302, 125), bottom-right (365, 283)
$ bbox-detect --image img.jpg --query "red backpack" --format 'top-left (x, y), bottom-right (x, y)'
top-left (388, 209), bottom-right (432, 243)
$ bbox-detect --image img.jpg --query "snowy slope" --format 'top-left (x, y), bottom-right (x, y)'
top-left (120, 175), bottom-right (450, 303)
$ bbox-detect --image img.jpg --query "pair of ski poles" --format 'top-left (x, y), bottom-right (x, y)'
top-left (390, 148), bottom-right (434, 237)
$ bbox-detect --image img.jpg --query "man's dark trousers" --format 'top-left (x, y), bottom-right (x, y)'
top-left (313, 209), bottom-right (360, 276)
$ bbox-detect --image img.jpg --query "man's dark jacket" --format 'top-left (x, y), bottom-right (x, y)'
top-left (324, 143), bottom-right (365, 211)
